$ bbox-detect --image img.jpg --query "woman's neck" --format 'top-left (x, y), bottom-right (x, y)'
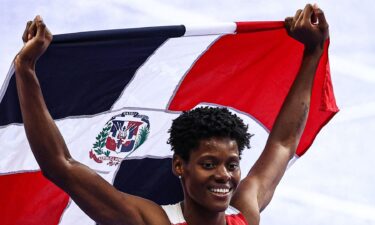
top-left (181, 200), bottom-right (227, 225)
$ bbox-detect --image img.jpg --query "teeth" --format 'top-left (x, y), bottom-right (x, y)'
top-left (210, 188), bottom-right (230, 194)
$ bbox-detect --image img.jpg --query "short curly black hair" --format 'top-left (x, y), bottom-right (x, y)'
top-left (167, 106), bottom-right (252, 161)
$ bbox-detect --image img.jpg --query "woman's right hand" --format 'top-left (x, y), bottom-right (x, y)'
top-left (15, 15), bottom-right (53, 68)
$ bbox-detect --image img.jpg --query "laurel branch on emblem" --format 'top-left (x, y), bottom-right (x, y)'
top-left (134, 126), bottom-right (149, 149)
top-left (92, 122), bottom-right (112, 157)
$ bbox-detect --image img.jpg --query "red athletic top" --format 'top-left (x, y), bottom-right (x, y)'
top-left (161, 202), bottom-right (248, 225)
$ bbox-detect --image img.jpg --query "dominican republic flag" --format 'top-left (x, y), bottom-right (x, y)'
top-left (0, 21), bottom-right (338, 225)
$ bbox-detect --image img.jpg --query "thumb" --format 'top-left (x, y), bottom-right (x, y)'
top-left (314, 7), bottom-right (328, 29)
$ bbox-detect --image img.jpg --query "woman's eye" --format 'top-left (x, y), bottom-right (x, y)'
top-left (202, 162), bottom-right (215, 169)
top-left (228, 162), bottom-right (239, 171)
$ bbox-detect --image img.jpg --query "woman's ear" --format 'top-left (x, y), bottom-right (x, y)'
top-left (172, 154), bottom-right (184, 177)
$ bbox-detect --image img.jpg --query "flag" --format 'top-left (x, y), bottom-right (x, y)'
top-left (0, 21), bottom-right (338, 225)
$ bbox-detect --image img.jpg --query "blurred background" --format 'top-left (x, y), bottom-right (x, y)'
top-left (1, 0), bottom-right (374, 224)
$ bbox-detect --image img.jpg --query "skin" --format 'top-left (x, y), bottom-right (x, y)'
top-left (173, 138), bottom-right (241, 225)
top-left (14, 3), bottom-right (329, 225)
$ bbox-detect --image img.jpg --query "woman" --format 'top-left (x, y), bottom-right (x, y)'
top-left (14, 4), bottom-right (328, 225)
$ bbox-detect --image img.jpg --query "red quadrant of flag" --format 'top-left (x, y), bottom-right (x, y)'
top-left (0, 171), bottom-right (69, 225)
top-left (169, 21), bottom-right (338, 156)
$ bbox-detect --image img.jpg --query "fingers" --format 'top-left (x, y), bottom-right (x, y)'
top-left (22, 21), bottom-right (32, 43)
top-left (294, 9), bottom-right (303, 19)
top-left (292, 4), bottom-right (321, 29)
top-left (35, 15), bottom-right (46, 40)
top-left (294, 9), bottom-right (304, 27)
top-left (287, 4), bottom-right (328, 29)
top-left (285, 9), bottom-right (302, 32)
top-left (293, 9), bottom-right (303, 25)
top-left (27, 18), bottom-right (37, 41)
top-left (23, 15), bottom-right (52, 43)
top-left (284, 17), bottom-right (293, 32)
top-left (301, 4), bottom-right (314, 23)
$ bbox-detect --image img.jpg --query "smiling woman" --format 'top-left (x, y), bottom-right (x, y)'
top-left (166, 107), bottom-right (251, 224)
top-left (177, 137), bottom-right (242, 211)
top-left (9, 3), bottom-right (330, 225)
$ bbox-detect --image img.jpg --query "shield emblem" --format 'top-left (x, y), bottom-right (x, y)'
top-left (90, 111), bottom-right (150, 166)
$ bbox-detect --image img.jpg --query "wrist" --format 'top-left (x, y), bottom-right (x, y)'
top-left (303, 43), bottom-right (324, 57)
top-left (14, 54), bottom-right (36, 72)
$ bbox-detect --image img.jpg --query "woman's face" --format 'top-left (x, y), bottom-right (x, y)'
top-left (179, 137), bottom-right (241, 212)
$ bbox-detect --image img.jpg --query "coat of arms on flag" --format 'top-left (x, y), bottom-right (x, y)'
top-left (90, 111), bottom-right (150, 166)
